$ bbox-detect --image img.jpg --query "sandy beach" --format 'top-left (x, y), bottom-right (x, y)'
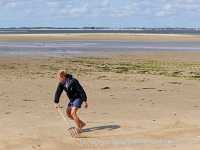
top-left (1, 49), bottom-right (200, 149)
top-left (1, 33), bottom-right (200, 41)
top-left (1, 0), bottom-right (200, 148)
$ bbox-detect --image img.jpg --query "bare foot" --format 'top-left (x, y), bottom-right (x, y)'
top-left (77, 122), bottom-right (86, 133)
top-left (76, 128), bottom-right (82, 134)
top-left (80, 122), bottom-right (86, 129)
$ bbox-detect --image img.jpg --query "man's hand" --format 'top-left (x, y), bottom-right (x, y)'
top-left (54, 103), bottom-right (60, 109)
top-left (84, 101), bottom-right (88, 109)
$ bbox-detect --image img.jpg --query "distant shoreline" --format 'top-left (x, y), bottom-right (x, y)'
top-left (1, 33), bottom-right (200, 42)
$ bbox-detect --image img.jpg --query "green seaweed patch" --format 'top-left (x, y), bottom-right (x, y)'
top-left (48, 65), bottom-right (59, 71)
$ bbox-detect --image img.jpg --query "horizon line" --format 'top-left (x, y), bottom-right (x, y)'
top-left (1, 27), bottom-right (200, 29)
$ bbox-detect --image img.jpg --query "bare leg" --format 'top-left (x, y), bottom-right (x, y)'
top-left (71, 107), bottom-right (86, 129)
top-left (66, 106), bottom-right (74, 120)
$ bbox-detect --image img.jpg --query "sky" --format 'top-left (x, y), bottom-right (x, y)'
top-left (0, 0), bottom-right (200, 28)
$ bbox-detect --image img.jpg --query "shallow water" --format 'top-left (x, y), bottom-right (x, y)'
top-left (0, 41), bottom-right (200, 56)
top-left (1, 29), bottom-right (200, 35)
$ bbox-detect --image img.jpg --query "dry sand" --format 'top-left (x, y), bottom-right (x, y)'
top-left (1, 33), bottom-right (200, 41)
top-left (1, 52), bottom-right (200, 150)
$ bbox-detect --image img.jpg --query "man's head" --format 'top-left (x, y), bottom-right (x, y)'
top-left (57, 70), bottom-right (67, 83)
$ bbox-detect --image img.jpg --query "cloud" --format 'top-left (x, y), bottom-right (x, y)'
top-left (0, 0), bottom-right (200, 27)
top-left (156, 0), bottom-right (200, 16)
top-left (101, 0), bottom-right (110, 7)
top-left (0, 0), bottom-right (16, 7)
top-left (1, 0), bottom-right (200, 18)
top-left (59, 3), bottom-right (89, 17)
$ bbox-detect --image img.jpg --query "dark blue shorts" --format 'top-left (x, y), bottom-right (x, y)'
top-left (67, 98), bottom-right (83, 108)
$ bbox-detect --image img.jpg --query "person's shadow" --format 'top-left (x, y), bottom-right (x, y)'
top-left (82, 124), bottom-right (120, 133)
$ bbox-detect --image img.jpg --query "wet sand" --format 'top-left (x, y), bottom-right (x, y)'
top-left (1, 33), bottom-right (200, 41)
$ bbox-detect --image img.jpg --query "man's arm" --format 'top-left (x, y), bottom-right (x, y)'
top-left (54, 82), bottom-right (64, 104)
top-left (74, 79), bottom-right (87, 102)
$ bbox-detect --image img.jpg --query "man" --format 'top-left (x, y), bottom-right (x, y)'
top-left (54, 70), bottom-right (88, 131)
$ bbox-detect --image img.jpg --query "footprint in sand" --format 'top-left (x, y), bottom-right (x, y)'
top-left (168, 81), bottom-right (182, 85)
top-left (101, 112), bottom-right (109, 115)
top-left (142, 87), bottom-right (156, 90)
top-left (5, 112), bottom-right (11, 115)
top-left (32, 144), bottom-right (41, 149)
top-left (23, 99), bottom-right (36, 102)
top-left (193, 105), bottom-right (199, 108)
top-left (101, 86), bottom-right (111, 90)
top-left (157, 89), bottom-right (166, 92)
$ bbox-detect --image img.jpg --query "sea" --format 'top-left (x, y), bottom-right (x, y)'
top-left (0, 29), bottom-right (200, 56)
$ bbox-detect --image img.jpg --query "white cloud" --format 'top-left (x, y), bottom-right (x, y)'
top-left (60, 3), bottom-right (89, 17)
top-left (101, 0), bottom-right (110, 7)
top-left (1, 0), bottom-right (200, 19)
